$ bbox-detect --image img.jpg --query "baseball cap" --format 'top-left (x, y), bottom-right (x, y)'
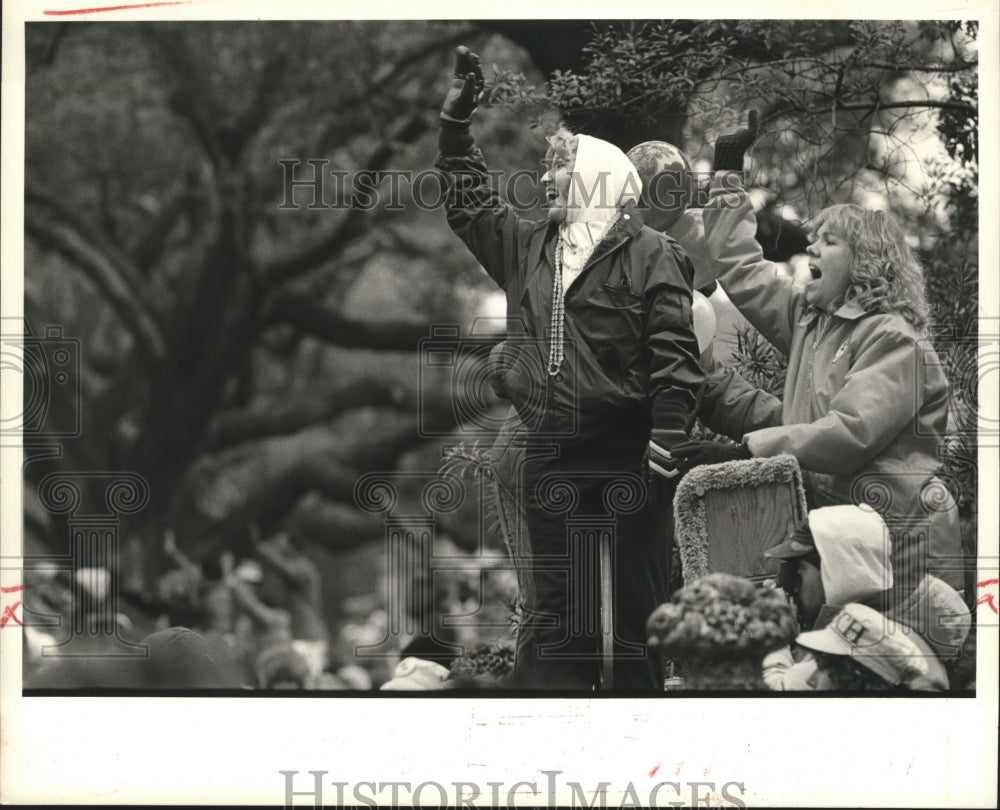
top-left (796, 603), bottom-right (948, 691)
top-left (763, 520), bottom-right (816, 560)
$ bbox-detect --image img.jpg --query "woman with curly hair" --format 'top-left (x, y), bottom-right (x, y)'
top-left (805, 204), bottom-right (929, 329)
top-left (670, 116), bottom-right (964, 597)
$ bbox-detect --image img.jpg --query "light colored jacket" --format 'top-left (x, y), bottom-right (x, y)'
top-left (700, 177), bottom-right (963, 590)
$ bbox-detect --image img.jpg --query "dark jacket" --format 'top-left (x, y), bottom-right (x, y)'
top-left (698, 350), bottom-right (783, 440)
top-left (435, 147), bottom-right (704, 445)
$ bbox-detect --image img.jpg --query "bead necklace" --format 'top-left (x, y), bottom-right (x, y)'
top-left (547, 214), bottom-right (619, 376)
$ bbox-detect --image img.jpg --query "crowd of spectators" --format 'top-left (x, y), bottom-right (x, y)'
top-left (21, 530), bottom-right (521, 691)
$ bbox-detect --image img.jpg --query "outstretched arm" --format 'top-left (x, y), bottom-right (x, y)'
top-left (701, 113), bottom-right (801, 355)
top-left (227, 575), bottom-right (290, 633)
top-left (698, 351), bottom-right (783, 440)
top-left (434, 47), bottom-right (534, 289)
top-left (745, 323), bottom-right (923, 473)
top-left (644, 240), bottom-right (706, 479)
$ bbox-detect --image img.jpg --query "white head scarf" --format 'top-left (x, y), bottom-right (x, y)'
top-left (565, 134), bottom-right (642, 224)
top-left (560, 134), bottom-right (643, 286)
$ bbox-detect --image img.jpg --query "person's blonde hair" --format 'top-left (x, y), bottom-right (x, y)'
top-left (544, 124), bottom-right (578, 168)
top-left (811, 205), bottom-right (929, 330)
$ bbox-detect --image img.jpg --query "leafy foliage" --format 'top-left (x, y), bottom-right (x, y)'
top-left (23, 21), bottom-right (511, 569)
top-left (731, 326), bottom-right (788, 396)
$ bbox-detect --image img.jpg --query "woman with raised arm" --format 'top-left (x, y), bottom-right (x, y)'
top-left (671, 114), bottom-right (964, 595)
top-left (435, 47), bottom-right (704, 690)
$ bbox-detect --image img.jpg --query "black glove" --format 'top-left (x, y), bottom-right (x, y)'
top-left (713, 110), bottom-right (759, 173)
top-left (646, 429), bottom-right (689, 480)
top-left (488, 341), bottom-right (509, 399)
top-left (669, 439), bottom-right (752, 472)
top-left (439, 46), bottom-right (484, 154)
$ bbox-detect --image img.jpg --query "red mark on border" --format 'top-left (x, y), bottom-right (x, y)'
top-left (44, 2), bottom-right (188, 15)
top-left (1, 602), bottom-right (23, 628)
top-left (1, 585), bottom-right (32, 628)
top-left (976, 578), bottom-right (999, 614)
top-left (648, 763), bottom-right (661, 778)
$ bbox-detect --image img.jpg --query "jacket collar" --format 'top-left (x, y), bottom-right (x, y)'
top-left (833, 299), bottom-right (868, 320)
top-left (801, 298), bottom-right (869, 327)
top-left (544, 202), bottom-right (643, 269)
top-left (578, 201), bottom-right (644, 267)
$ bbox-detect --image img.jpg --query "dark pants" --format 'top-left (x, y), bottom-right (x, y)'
top-left (502, 433), bottom-right (672, 691)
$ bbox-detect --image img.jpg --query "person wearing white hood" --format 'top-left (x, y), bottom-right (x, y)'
top-left (761, 504), bottom-right (968, 691)
top-left (435, 48), bottom-right (704, 690)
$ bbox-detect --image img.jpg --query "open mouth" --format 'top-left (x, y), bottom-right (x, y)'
top-left (544, 187), bottom-right (559, 204)
top-left (809, 265), bottom-right (822, 280)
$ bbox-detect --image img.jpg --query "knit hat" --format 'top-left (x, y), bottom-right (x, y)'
top-left (796, 603), bottom-right (948, 691)
top-left (886, 574), bottom-right (972, 659)
top-left (142, 627), bottom-right (235, 688)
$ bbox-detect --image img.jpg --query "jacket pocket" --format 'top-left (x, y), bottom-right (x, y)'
top-left (602, 280), bottom-right (643, 309)
top-left (576, 286), bottom-right (645, 383)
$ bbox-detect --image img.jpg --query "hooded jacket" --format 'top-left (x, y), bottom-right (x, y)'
top-left (699, 175), bottom-right (963, 591)
top-left (435, 139), bottom-right (703, 445)
top-left (764, 505), bottom-right (966, 690)
top-left (811, 504), bottom-right (892, 605)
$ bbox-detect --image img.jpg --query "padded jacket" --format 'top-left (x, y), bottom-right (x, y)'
top-left (435, 146), bottom-right (704, 444)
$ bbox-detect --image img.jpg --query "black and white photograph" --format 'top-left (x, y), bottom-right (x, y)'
top-left (1, 3), bottom-right (997, 806)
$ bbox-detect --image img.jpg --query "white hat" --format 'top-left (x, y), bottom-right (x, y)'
top-left (379, 657), bottom-right (451, 691)
top-left (796, 603), bottom-right (948, 691)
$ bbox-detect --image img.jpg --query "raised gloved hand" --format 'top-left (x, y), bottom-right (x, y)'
top-left (439, 46), bottom-right (485, 155)
top-left (488, 341), bottom-right (509, 400)
top-left (713, 110), bottom-right (759, 173)
top-left (668, 439), bottom-right (752, 472)
top-left (441, 46), bottom-right (484, 124)
top-left (646, 429), bottom-right (689, 480)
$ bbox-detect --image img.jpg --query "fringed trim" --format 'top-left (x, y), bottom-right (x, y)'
top-left (673, 454), bottom-right (807, 583)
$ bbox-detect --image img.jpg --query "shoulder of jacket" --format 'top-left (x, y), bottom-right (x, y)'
top-left (633, 226), bottom-right (686, 256)
top-left (852, 311), bottom-right (923, 342)
top-left (638, 224), bottom-right (677, 242)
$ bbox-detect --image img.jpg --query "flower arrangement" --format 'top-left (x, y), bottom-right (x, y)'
top-left (648, 573), bottom-right (797, 655)
top-left (647, 573), bottom-right (798, 690)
